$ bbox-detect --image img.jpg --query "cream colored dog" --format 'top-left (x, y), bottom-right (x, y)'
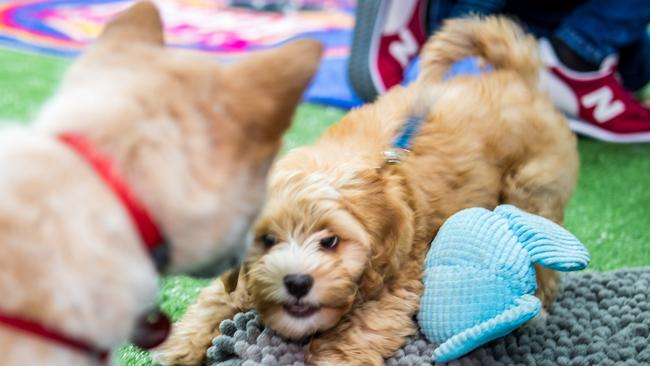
top-left (154, 16), bottom-right (579, 366)
top-left (0, 2), bottom-right (321, 365)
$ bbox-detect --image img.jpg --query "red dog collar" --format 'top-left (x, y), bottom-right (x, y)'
top-left (0, 133), bottom-right (172, 361)
top-left (58, 133), bottom-right (170, 271)
top-left (0, 308), bottom-right (170, 363)
top-left (0, 312), bottom-right (109, 362)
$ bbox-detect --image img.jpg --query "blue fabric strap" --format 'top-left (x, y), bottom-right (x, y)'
top-left (392, 115), bottom-right (425, 150)
top-left (391, 56), bottom-right (492, 151)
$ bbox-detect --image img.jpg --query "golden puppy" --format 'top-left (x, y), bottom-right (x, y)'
top-left (154, 16), bottom-right (578, 366)
top-left (0, 2), bottom-right (321, 365)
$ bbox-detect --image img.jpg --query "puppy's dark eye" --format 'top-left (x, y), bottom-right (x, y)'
top-left (319, 235), bottom-right (339, 250)
top-left (261, 234), bottom-right (277, 248)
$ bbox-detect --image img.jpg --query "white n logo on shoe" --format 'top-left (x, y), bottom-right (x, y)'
top-left (389, 28), bottom-right (417, 67)
top-left (581, 87), bottom-right (625, 123)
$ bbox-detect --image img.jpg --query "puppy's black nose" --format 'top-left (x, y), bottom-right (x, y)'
top-left (283, 274), bottom-right (313, 298)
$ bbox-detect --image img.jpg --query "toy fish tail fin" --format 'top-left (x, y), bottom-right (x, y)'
top-left (495, 205), bottom-right (590, 271)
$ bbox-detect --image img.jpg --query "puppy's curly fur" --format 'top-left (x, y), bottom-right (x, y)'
top-left (154, 17), bottom-right (579, 366)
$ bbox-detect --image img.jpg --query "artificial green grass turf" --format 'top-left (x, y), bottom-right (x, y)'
top-left (0, 48), bottom-right (69, 122)
top-left (0, 48), bottom-right (649, 365)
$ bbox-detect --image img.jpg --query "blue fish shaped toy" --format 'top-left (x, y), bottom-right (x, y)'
top-left (418, 205), bottom-right (590, 362)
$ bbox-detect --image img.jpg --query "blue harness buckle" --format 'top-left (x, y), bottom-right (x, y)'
top-left (383, 148), bottom-right (410, 165)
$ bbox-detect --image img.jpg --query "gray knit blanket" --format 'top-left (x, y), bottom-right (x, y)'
top-left (206, 269), bottom-right (650, 366)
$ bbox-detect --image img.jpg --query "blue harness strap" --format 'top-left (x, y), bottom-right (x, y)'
top-left (443, 56), bottom-right (493, 80)
top-left (392, 115), bottom-right (426, 151)
top-left (385, 56), bottom-right (492, 164)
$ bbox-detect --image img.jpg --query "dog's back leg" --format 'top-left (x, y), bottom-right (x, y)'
top-left (500, 134), bottom-right (579, 309)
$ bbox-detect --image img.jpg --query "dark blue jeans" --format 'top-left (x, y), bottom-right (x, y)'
top-left (427, 0), bottom-right (650, 91)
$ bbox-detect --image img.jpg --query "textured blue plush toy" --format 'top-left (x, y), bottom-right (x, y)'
top-left (418, 205), bottom-right (590, 362)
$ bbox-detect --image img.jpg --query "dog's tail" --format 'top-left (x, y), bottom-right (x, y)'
top-left (418, 16), bottom-right (539, 87)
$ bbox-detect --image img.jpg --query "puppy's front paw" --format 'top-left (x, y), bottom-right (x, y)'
top-left (307, 340), bottom-right (347, 366)
top-left (150, 335), bottom-right (207, 366)
top-left (307, 339), bottom-right (383, 366)
top-left (308, 354), bottom-right (350, 366)
top-left (310, 359), bottom-right (345, 366)
top-left (309, 353), bottom-right (382, 366)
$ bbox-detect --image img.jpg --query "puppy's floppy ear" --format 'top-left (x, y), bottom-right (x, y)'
top-left (360, 197), bottom-right (414, 299)
top-left (227, 40), bottom-right (323, 142)
top-left (344, 168), bottom-right (416, 299)
top-left (98, 1), bottom-right (164, 46)
top-left (220, 265), bottom-right (246, 294)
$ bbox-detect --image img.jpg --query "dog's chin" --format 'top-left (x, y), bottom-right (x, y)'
top-left (261, 304), bottom-right (345, 340)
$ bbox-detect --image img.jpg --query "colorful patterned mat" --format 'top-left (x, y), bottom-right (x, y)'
top-left (0, 0), bottom-right (363, 107)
